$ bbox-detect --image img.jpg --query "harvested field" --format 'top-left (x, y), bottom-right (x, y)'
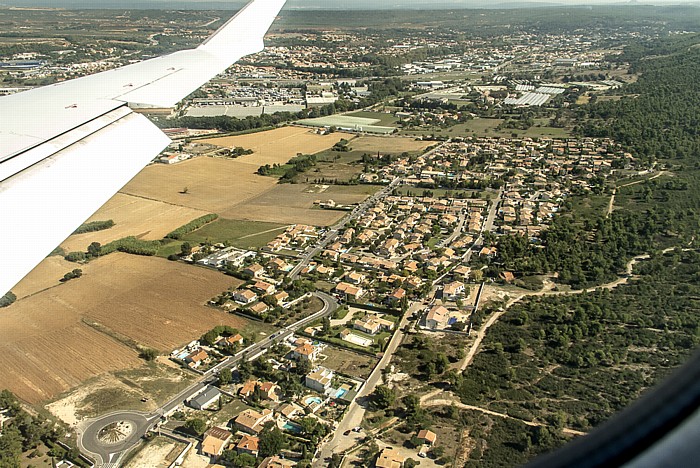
top-left (200, 126), bottom-right (349, 166)
top-left (120, 157), bottom-right (278, 215)
top-left (183, 218), bottom-right (288, 249)
top-left (11, 255), bottom-right (78, 299)
top-left (60, 193), bottom-right (209, 253)
top-left (228, 184), bottom-right (380, 225)
top-left (1, 254), bottom-right (247, 403)
top-left (348, 136), bottom-right (433, 154)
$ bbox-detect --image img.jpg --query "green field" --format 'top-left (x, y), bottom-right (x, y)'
top-left (400, 117), bottom-right (572, 139)
top-left (346, 111), bottom-right (400, 126)
top-left (182, 218), bottom-right (288, 249)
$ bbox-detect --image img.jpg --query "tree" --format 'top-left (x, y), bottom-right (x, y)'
top-left (258, 426), bottom-right (287, 457)
top-left (87, 242), bottom-right (102, 257)
top-left (371, 385), bottom-right (397, 409)
top-left (180, 242), bottom-right (193, 256)
top-left (184, 418), bottom-right (207, 436)
top-left (139, 348), bottom-right (158, 361)
top-left (0, 291), bottom-right (16, 308)
top-left (219, 368), bottom-right (233, 386)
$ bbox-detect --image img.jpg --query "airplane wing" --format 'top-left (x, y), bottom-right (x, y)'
top-left (0, 0), bottom-right (286, 296)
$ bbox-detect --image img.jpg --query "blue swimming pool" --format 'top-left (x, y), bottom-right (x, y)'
top-left (305, 396), bottom-right (323, 405)
top-left (335, 388), bottom-right (347, 398)
top-left (283, 421), bottom-right (302, 433)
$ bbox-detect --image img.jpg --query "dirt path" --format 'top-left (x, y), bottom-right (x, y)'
top-left (237, 224), bottom-right (291, 239)
top-left (608, 171), bottom-right (667, 217)
top-left (457, 252), bottom-right (654, 372)
top-left (422, 397), bottom-right (586, 436)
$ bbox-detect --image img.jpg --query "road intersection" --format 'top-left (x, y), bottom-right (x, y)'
top-left (78, 291), bottom-right (337, 466)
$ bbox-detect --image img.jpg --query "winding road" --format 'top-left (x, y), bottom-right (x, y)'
top-left (79, 291), bottom-right (337, 467)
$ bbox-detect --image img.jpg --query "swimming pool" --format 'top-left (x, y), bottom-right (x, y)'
top-left (283, 421), bottom-right (302, 433)
top-left (335, 388), bottom-right (347, 398)
top-left (305, 396), bottom-right (323, 405)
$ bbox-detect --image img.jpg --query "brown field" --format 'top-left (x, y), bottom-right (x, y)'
top-left (228, 184), bottom-right (381, 225)
top-left (60, 193), bottom-right (209, 252)
top-left (349, 136), bottom-right (433, 154)
top-left (1, 254), bottom-right (247, 403)
top-left (200, 126), bottom-right (349, 166)
top-left (12, 255), bottom-right (79, 299)
top-left (120, 156), bottom-right (279, 214)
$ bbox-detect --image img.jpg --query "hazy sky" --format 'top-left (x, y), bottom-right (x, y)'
top-left (1, 0), bottom-right (699, 8)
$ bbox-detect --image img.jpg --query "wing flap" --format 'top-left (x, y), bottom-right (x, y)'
top-left (0, 112), bottom-right (170, 296)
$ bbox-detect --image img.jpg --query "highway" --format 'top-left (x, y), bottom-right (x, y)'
top-left (79, 291), bottom-right (337, 467)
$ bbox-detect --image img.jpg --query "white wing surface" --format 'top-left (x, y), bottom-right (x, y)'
top-left (0, 0), bottom-right (286, 296)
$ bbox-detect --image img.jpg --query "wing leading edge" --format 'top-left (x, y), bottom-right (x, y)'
top-left (0, 0), bottom-right (286, 296)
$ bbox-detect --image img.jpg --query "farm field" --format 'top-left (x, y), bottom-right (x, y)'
top-left (349, 135), bottom-right (433, 153)
top-left (11, 255), bottom-right (79, 299)
top-left (228, 184), bottom-right (381, 225)
top-left (199, 126), bottom-right (348, 166)
top-left (401, 118), bottom-right (572, 138)
top-left (182, 218), bottom-right (288, 249)
top-left (60, 193), bottom-right (209, 253)
top-left (0, 253), bottom-right (250, 403)
top-left (295, 149), bottom-right (366, 184)
top-left (120, 157), bottom-right (278, 215)
top-left (346, 111), bottom-right (400, 126)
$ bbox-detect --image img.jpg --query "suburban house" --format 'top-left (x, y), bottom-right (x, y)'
top-left (233, 289), bottom-right (258, 305)
top-left (375, 447), bottom-right (406, 468)
top-left (250, 302), bottom-right (269, 315)
top-left (201, 426), bottom-right (233, 460)
top-left (188, 386), bottom-right (221, 410)
top-left (236, 434), bottom-right (259, 457)
top-left (239, 380), bottom-right (280, 402)
top-left (387, 287), bottom-right (406, 305)
top-left (242, 264), bottom-right (264, 278)
top-left (253, 280), bottom-right (276, 295)
top-left (216, 334), bottom-right (244, 348)
top-left (443, 281), bottom-right (466, 300)
top-left (293, 342), bottom-right (320, 362)
top-left (184, 349), bottom-right (209, 368)
top-left (425, 305), bottom-right (450, 330)
top-left (234, 408), bottom-right (274, 434)
top-left (354, 315), bottom-right (395, 335)
top-left (417, 429), bottom-right (437, 446)
top-left (273, 291), bottom-right (290, 304)
top-left (335, 282), bottom-right (364, 300)
top-left (305, 367), bottom-right (334, 393)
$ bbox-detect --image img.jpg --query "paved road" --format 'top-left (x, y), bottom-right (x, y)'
top-left (290, 177), bottom-right (401, 280)
top-left (79, 291), bottom-right (337, 467)
top-left (313, 301), bottom-right (421, 466)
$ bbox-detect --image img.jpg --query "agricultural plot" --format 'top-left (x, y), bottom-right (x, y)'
top-left (294, 150), bottom-right (366, 184)
top-left (199, 126), bottom-right (348, 166)
top-left (0, 254), bottom-right (248, 403)
top-left (121, 156), bottom-right (279, 215)
top-left (182, 218), bottom-right (288, 249)
top-left (349, 135), bottom-right (433, 154)
top-left (60, 193), bottom-right (209, 253)
top-left (228, 184), bottom-right (380, 225)
top-left (297, 115), bottom-right (396, 134)
top-left (11, 255), bottom-right (79, 299)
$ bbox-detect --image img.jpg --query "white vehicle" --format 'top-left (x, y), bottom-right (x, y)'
top-left (0, 0), bottom-right (287, 296)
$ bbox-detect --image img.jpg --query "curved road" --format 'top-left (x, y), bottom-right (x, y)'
top-left (79, 291), bottom-right (337, 467)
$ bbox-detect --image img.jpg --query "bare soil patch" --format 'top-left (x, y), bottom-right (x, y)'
top-left (1, 254), bottom-right (245, 403)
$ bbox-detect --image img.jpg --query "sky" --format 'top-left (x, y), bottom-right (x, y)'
top-left (1, 0), bottom-right (698, 9)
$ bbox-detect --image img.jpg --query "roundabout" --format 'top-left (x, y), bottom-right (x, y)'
top-left (79, 411), bottom-right (154, 466)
